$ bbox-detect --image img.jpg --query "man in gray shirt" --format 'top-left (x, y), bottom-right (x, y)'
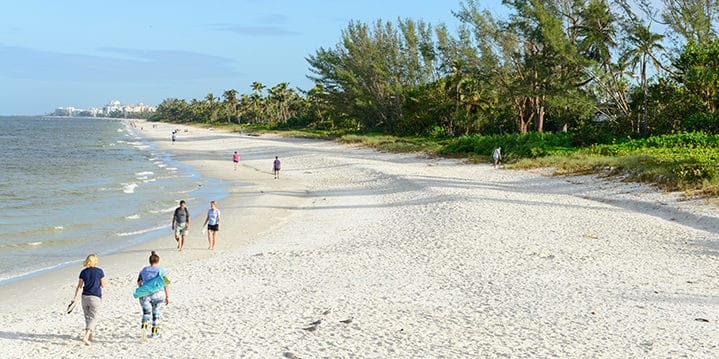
top-left (172, 200), bottom-right (190, 251)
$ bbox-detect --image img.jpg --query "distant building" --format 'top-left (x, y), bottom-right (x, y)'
top-left (53, 107), bottom-right (75, 116)
top-left (103, 100), bottom-right (123, 116)
top-left (54, 100), bottom-right (154, 118)
top-left (103, 100), bottom-right (155, 117)
top-left (54, 106), bottom-right (104, 117)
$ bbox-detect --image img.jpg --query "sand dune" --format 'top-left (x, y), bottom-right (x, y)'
top-left (1, 121), bottom-right (717, 358)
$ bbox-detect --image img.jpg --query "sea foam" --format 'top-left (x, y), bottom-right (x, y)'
top-left (122, 183), bottom-right (138, 193)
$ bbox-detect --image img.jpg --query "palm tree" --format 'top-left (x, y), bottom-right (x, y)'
top-left (238, 94), bottom-right (251, 124)
top-left (621, 22), bottom-right (665, 136)
top-left (205, 93), bottom-right (218, 122)
top-left (577, 0), bottom-right (617, 71)
top-left (222, 89), bottom-right (238, 123)
top-left (250, 82), bottom-right (266, 123)
top-left (251, 81), bottom-right (265, 95)
top-left (306, 83), bottom-right (329, 124)
top-left (269, 83), bottom-right (292, 123)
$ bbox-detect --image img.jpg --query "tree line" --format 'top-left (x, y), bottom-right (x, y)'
top-left (152, 0), bottom-right (719, 144)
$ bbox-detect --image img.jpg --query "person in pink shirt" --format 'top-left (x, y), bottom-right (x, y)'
top-left (232, 151), bottom-right (240, 171)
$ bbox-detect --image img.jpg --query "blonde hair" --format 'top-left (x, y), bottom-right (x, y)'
top-left (83, 254), bottom-right (99, 267)
top-left (210, 200), bottom-right (217, 207)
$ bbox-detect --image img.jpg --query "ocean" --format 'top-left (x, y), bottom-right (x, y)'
top-left (0, 116), bottom-right (227, 284)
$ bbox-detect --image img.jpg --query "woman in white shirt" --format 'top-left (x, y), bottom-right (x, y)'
top-left (203, 200), bottom-right (221, 250)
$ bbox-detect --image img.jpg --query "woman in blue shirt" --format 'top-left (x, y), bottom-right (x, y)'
top-left (202, 200), bottom-right (221, 250)
top-left (71, 253), bottom-right (106, 345)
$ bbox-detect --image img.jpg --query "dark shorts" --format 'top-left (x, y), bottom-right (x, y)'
top-left (208, 224), bottom-right (219, 231)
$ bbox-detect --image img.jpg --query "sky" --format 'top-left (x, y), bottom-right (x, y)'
top-left (0, 0), bottom-right (484, 115)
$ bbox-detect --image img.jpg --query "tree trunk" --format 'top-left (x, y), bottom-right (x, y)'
top-left (516, 98), bottom-right (532, 134)
top-left (534, 95), bottom-right (545, 133)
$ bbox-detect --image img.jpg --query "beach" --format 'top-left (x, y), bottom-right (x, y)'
top-left (1, 120), bottom-right (718, 358)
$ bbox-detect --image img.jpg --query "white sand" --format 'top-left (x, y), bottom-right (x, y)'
top-left (1, 121), bottom-right (718, 358)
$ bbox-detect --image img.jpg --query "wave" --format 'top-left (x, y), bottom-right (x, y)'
top-left (0, 237), bottom-right (83, 249)
top-left (122, 183), bottom-right (138, 193)
top-left (150, 206), bottom-right (176, 214)
top-left (136, 171), bottom-right (154, 176)
top-left (156, 173), bottom-right (193, 180)
top-left (0, 225), bottom-right (65, 239)
top-left (124, 214), bottom-right (140, 220)
top-left (166, 167), bottom-right (178, 171)
top-left (115, 224), bottom-right (167, 237)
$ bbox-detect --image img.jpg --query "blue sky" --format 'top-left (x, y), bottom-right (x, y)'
top-left (0, 1), bottom-right (481, 115)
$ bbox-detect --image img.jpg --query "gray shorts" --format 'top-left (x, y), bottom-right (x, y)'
top-left (175, 222), bottom-right (187, 236)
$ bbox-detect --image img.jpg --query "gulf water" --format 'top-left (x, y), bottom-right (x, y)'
top-left (0, 116), bottom-right (226, 284)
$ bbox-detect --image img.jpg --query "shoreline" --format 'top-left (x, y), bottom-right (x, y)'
top-left (1, 120), bottom-right (717, 357)
top-left (0, 119), bottom-right (313, 317)
top-left (0, 118), bottom-right (229, 287)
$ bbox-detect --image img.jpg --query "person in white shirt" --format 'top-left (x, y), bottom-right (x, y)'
top-left (493, 147), bottom-right (502, 168)
top-left (203, 201), bottom-right (221, 250)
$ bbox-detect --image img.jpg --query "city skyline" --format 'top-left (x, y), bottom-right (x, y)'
top-left (52, 99), bottom-right (156, 117)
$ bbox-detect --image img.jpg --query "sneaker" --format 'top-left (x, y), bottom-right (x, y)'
top-left (140, 322), bottom-right (149, 343)
top-left (151, 327), bottom-right (160, 338)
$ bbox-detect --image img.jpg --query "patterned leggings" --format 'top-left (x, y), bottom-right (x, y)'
top-left (139, 290), bottom-right (165, 328)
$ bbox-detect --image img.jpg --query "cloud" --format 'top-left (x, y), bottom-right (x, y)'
top-left (255, 13), bottom-right (290, 25)
top-left (214, 24), bottom-right (299, 36)
top-left (0, 45), bottom-right (242, 83)
top-left (209, 12), bottom-right (300, 36)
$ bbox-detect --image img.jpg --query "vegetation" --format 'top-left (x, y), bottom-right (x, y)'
top-left (149, 0), bottom-right (719, 197)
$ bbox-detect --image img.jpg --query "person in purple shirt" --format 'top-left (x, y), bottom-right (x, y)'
top-left (273, 156), bottom-right (281, 179)
top-left (71, 253), bottom-right (106, 345)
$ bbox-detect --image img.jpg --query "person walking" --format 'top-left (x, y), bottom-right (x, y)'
top-left (70, 254), bottom-right (106, 346)
top-left (232, 151), bottom-right (240, 171)
top-left (136, 251), bottom-right (170, 339)
top-left (202, 200), bottom-right (221, 250)
top-left (493, 147), bottom-right (502, 168)
top-left (273, 156), bottom-right (281, 179)
top-left (171, 200), bottom-right (190, 251)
